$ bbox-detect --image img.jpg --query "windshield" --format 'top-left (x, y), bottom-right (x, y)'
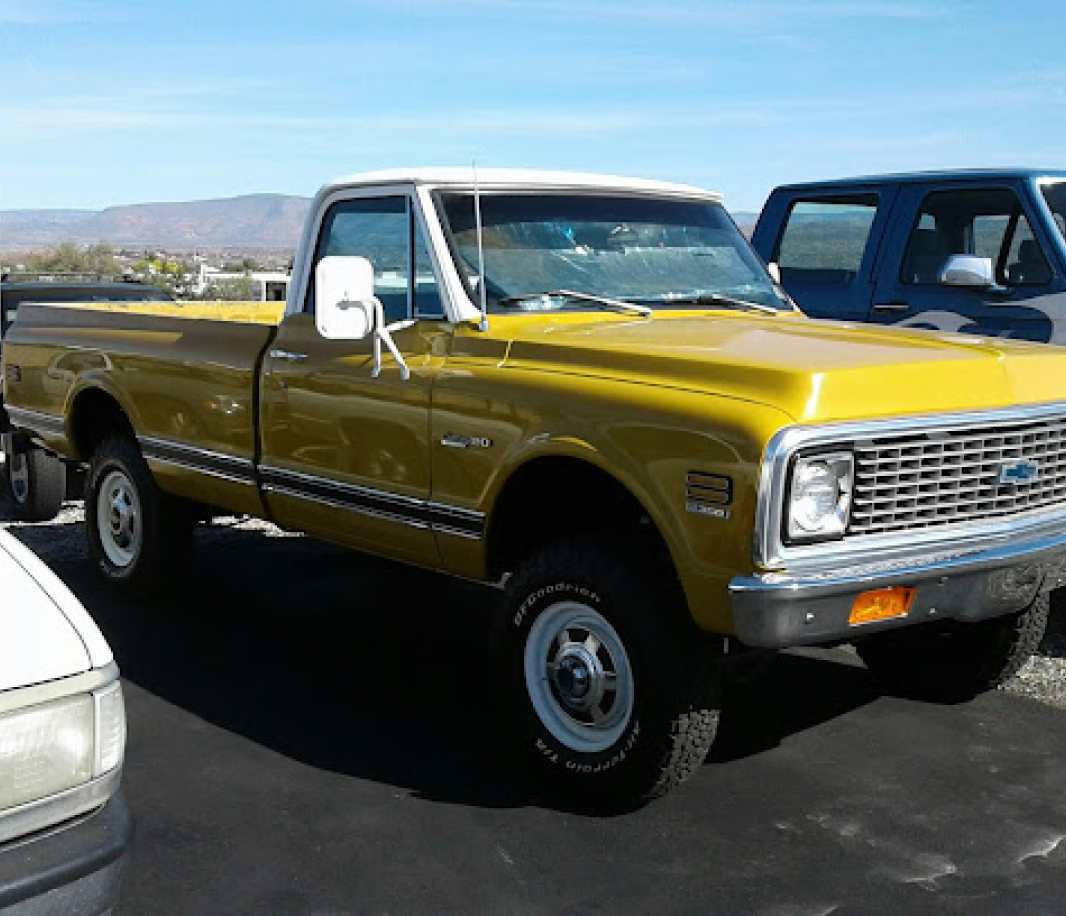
top-left (1041, 181), bottom-right (1066, 243)
top-left (438, 192), bottom-right (788, 313)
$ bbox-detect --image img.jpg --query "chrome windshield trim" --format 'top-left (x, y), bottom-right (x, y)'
top-left (754, 400), bottom-right (1066, 571)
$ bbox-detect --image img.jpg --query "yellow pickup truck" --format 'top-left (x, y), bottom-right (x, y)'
top-left (5, 169), bottom-right (1066, 808)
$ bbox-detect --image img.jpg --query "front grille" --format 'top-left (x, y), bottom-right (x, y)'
top-left (848, 415), bottom-right (1066, 537)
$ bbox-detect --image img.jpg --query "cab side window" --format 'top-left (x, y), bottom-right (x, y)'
top-left (311, 196), bottom-right (444, 322)
top-left (901, 188), bottom-right (1052, 287)
top-left (774, 195), bottom-right (879, 286)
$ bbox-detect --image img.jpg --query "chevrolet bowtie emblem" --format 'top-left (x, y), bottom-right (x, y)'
top-left (998, 460), bottom-right (1040, 485)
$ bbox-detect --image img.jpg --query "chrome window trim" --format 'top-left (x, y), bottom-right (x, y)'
top-left (755, 400), bottom-right (1066, 572)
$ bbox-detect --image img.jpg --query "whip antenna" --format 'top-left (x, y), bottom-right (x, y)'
top-left (473, 160), bottom-right (489, 331)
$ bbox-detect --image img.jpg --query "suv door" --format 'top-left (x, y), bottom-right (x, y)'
top-left (754, 187), bottom-right (896, 321)
top-left (260, 190), bottom-right (450, 565)
top-left (869, 181), bottom-right (1066, 342)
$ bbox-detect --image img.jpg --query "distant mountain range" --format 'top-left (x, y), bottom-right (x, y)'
top-left (0, 194), bottom-right (311, 250)
top-left (1, 195), bottom-right (758, 251)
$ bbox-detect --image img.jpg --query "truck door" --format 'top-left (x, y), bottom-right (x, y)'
top-left (754, 186), bottom-right (896, 322)
top-left (868, 181), bottom-right (1065, 342)
top-left (259, 192), bottom-right (449, 566)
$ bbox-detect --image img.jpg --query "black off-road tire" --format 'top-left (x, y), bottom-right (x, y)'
top-left (501, 538), bottom-right (722, 810)
top-left (85, 435), bottom-right (195, 595)
top-left (856, 593), bottom-right (1050, 702)
top-left (3, 442), bottom-right (66, 522)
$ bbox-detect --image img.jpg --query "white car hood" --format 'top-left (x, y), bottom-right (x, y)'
top-left (0, 530), bottom-right (113, 691)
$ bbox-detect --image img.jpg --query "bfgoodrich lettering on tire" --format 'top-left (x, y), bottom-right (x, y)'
top-left (503, 538), bottom-right (722, 809)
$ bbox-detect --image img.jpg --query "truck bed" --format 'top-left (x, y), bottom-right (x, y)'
top-left (3, 300), bottom-right (286, 516)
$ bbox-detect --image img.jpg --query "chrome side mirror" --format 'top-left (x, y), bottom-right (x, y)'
top-left (939, 254), bottom-right (995, 290)
top-left (316, 256), bottom-right (377, 340)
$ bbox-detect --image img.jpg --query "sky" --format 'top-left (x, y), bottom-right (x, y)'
top-left (1, 0), bottom-right (1065, 213)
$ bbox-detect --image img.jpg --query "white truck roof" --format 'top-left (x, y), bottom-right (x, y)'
top-left (319, 167), bottom-right (723, 202)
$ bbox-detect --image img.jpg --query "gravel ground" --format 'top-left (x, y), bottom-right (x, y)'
top-left (2, 493), bottom-right (1064, 709)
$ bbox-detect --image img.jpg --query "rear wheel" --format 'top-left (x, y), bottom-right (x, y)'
top-left (856, 593), bottom-right (1050, 701)
top-left (502, 539), bottom-right (722, 809)
top-left (85, 435), bottom-right (194, 594)
top-left (3, 441), bottom-right (66, 522)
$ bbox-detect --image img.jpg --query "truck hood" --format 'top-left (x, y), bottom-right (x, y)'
top-left (498, 312), bottom-right (1066, 422)
top-left (0, 530), bottom-right (112, 691)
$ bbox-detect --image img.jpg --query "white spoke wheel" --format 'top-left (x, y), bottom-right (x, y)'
top-left (96, 469), bottom-right (142, 568)
top-left (503, 539), bottom-right (723, 809)
top-left (525, 601), bottom-right (634, 754)
top-left (86, 434), bottom-right (195, 594)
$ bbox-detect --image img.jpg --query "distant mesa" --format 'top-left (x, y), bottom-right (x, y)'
top-left (0, 194), bottom-right (311, 250)
top-left (2, 196), bottom-right (756, 250)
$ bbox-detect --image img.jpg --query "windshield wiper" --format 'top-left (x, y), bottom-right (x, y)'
top-left (498, 289), bottom-right (652, 317)
top-left (653, 293), bottom-right (781, 315)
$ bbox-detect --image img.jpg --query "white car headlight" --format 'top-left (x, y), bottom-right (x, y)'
top-left (787, 453), bottom-right (853, 542)
top-left (0, 681), bottom-right (126, 811)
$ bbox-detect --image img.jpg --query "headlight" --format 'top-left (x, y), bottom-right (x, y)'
top-left (787, 453), bottom-right (853, 542)
top-left (0, 681), bottom-right (126, 811)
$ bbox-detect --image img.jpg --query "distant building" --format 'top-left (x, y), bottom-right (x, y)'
top-left (196, 264), bottom-right (290, 301)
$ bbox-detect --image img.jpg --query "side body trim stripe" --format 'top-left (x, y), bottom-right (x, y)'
top-left (5, 406), bottom-right (66, 436)
top-left (260, 465), bottom-right (485, 539)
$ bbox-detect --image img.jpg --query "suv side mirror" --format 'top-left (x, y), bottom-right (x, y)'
top-left (939, 254), bottom-right (995, 290)
top-left (316, 256), bottom-right (377, 340)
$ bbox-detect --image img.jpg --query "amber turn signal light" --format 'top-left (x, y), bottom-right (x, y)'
top-left (849, 586), bottom-right (916, 626)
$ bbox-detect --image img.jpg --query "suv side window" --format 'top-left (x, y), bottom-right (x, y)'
top-left (901, 188), bottom-right (1052, 287)
top-left (312, 195), bottom-right (443, 322)
top-left (774, 195), bottom-right (879, 286)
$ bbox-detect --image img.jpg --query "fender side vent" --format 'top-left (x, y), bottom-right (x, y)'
top-left (686, 472), bottom-right (732, 518)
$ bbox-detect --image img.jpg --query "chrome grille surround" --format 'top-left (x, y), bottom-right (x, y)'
top-left (754, 402), bottom-right (1066, 573)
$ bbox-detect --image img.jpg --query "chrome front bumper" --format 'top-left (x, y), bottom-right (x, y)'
top-left (729, 523), bottom-right (1066, 649)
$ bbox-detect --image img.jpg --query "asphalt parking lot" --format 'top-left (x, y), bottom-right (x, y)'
top-left (5, 495), bottom-right (1066, 916)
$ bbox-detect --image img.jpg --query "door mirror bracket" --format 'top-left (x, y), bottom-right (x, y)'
top-left (315, 255), bottom-right (412, 380)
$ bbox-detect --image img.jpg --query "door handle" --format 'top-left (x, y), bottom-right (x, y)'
top-left (873, 301), bottom-right (910, 313)
top-left (269, 349), bottom-right (309, 362)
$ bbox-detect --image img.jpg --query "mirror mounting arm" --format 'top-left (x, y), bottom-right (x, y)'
top-left (366, 297), bottom-right (413, 381)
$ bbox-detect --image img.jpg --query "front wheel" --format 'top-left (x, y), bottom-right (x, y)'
top-left (502, 539), bottom-right (722, 809)
top-left (85, 435), bottom-right (194, 594)
top-left (856, 592), bottom-right (1050, 701)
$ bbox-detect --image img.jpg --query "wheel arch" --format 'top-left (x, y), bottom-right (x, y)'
top-left (485, 452), bottom-right (680, 585)
top-left (69, 386), bottom-right (137, 462)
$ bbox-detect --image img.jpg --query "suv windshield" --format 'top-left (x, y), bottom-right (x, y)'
top-left (438, 192), bottom-right (788, 313)
top-left (1041, 181), bottom-right (1066, 243)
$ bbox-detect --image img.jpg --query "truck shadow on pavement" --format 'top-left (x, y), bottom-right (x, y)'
top-left (8, 503), bottom-right (893, 812)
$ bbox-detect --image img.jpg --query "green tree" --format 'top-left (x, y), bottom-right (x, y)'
top-left (200, 276), bottom-right (255, 301)
top-left (24, 242), bottom-right (123, 276)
